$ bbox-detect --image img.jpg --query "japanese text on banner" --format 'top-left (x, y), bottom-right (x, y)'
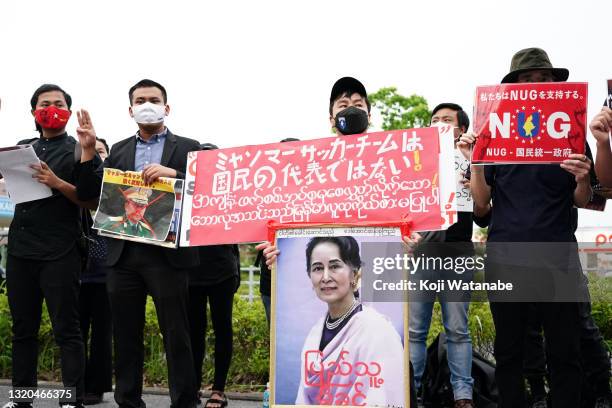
top-left (181, 128), bottom-right (443, 246)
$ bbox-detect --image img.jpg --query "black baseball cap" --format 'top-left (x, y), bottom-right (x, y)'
top-left (330, 77), bottom-right (368, 103)
top-left (200, 143), bottom-right (219, 150)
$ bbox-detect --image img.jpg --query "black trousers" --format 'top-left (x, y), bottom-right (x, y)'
top-left (524, 301), bottom-right (611, 401)
top-left (577, 301), bottom-right (611, 399)
top-left (6, 247), bottom-right (85, 404)
top-left (490, 301), bottom-right (582, 408)
top-left (107, 247), bottom-right (196, 408)
top-left (79, 282), bottom-right (113, 394)
top-left (523, 304), bottom-right (547, 397)
top-left (187, 277), bottom-right (235, 392)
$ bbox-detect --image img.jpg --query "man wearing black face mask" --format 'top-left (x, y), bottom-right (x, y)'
top-left (257, 76), bottom-right (374, 265)
top-left (257, 76), bottom-right (418, 407)
top-left (328, 77), bottom-right (371, 136)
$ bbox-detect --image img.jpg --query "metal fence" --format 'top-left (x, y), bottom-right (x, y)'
top-left (239, 266), bottom-right (261, 303)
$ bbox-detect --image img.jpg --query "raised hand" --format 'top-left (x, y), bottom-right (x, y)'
top-left (76, 109), bottom-right (97, 150)
top-left (589, 107), bottom-right (612, 144)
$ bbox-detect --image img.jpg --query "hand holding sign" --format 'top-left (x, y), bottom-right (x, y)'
top-left (142, 164), bottom-right (177, 185)
top-left (472, 83), bottom-right (588, 164)
top-left (30, 161), bottom-right (63, 190)
top-left (255, 241), bottom-right (280, 267)
top-left (457, 131), bottom-right (478, 160)
top-left (560, 153), bottom-right (591, 183)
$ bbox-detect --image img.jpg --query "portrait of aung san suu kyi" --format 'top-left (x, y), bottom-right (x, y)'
top-left (273, 235), bottom-right (406, 408)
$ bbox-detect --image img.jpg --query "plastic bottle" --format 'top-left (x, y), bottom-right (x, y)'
top-left (262, 382), bottom-right (270, 408)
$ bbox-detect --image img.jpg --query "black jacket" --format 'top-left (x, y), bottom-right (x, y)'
top-left (79, 130), bottom-right (200, 268)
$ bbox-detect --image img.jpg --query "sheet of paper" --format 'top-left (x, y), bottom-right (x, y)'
top-left (455, 150), bottom-right (473, 212)
top-left (0, 145), bottom-right (52, 204)
top-left (434, 124), bottom-right (458, 228)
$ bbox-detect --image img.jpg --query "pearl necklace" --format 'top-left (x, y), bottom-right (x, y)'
top-left (325, 299), bottom-right (360, 330)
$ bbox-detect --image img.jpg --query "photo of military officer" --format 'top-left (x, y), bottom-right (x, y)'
top-left (94, 181), bottom-right (176, 242)
top-left (101, 187), bottom-right (157, 238)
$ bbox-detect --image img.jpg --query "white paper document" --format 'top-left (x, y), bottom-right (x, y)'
top-left (455, 150), bottom-right (473, 212)
top-left (0, 145), bottom-right (52, 204)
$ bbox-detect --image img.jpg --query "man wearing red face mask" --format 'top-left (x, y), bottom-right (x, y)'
top-left (2, 84), bottom-right (102, 408)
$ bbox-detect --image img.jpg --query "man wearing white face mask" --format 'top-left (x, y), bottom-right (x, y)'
top-left (77, 79), bottom-right (201, 408)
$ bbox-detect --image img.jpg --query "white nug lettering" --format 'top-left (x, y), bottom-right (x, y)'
top-left (489, 112), bottom-right (511, 138)
top-left (486, 148), bottom-right (506, 156)
top-left (547, 112), bottom-right (571, 139)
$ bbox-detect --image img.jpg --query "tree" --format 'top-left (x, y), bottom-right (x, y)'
top-left (369, 87), bottom-right (431, 131)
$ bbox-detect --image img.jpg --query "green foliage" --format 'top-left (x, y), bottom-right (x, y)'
top-left (369, 87), bottom-right (431, 131)
top-left (424, 302), bottom-right (497, 360)
top-left (1, 278), bottom-right (610, 389)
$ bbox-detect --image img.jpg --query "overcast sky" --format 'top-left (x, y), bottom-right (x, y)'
top-left (0, 0), bottom-right (610, 227)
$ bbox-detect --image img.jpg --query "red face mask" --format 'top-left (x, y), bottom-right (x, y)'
top-left (34, 106), bottom-right (71, 129)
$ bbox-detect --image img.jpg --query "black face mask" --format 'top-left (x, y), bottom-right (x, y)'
top-left (334, 106), bottom-right (369, 135)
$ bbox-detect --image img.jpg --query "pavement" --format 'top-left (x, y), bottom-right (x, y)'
top-left (0, 382), bottom-right (262, 408)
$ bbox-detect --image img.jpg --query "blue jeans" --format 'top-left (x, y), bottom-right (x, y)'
top-left (409, 301), bottom-right (474, 400)
top-left (261, 294), bottom-right (271, 327)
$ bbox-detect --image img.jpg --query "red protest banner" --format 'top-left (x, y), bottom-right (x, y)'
top-left (472, 82), bottom-right (587, 164)
top-left (180, 129), bottom-right (443, 246)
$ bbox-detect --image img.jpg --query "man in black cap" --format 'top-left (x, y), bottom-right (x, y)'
top-left (458, 48), bottom-right (594, 408)
top-left (327, 76), bottom-right (371, 136)
top-left (257, 76), bottom-right (419, 407)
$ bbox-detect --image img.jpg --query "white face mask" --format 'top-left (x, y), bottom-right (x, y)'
top-left (132, 102), bottom-right (166, 124)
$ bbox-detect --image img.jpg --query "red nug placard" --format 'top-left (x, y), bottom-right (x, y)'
top-left (472, 82), bottom-right (587, 164)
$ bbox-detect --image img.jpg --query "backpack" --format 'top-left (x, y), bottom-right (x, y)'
top-left (421, 333), bottom-right (498, 408)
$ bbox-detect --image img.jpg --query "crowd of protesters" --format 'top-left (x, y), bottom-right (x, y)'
top-left (0, 46), bottom-right (611, 408)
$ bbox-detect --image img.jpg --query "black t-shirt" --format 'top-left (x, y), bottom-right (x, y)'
top-left (466, 143), bottom-right (597, 233)
top-left (189, 245), bottom-right (239, 286)
top-left (485, 163), bottom-right (576, 242)
top-left (8, 134), bottom-right (99, 260)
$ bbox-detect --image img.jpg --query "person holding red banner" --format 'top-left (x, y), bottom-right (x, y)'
top-left (187, 142), bottom-right (241, 408)
top-left (590, 107), bottom-right (612, 187)
top-left (458, 48), bottom-right (591, 408)
top-left (257, 76), bottom-right (421, 262)
top-left (256, 76), bottom-right (419, 407)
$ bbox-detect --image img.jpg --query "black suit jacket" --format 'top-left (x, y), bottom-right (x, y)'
top-left (80, 129), bottom-right (200, 268)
